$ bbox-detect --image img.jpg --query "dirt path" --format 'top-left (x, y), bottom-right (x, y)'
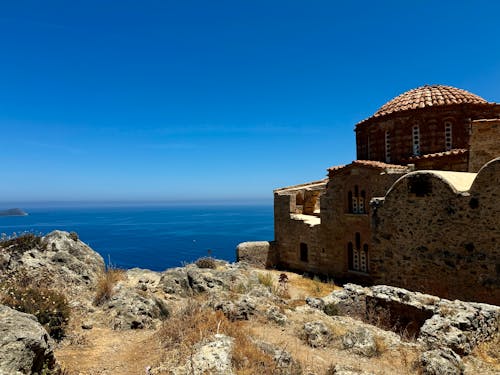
top-left (56, 327), bottom-right (163, 375)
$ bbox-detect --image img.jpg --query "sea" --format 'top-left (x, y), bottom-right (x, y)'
top-left (0, 203), bottom-right (274, 271)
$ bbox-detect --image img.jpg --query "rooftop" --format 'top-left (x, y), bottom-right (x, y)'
top-left (357, 85), bottom-right (490, 125)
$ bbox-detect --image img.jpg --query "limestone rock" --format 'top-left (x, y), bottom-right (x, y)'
top-left (160, 263), bottom-right (248, 297)
top-left (314, 283), bottom-right (500, 355)
top-left (105, 286), bottom-right (170, 329)
top-left (0, 230), bottom-right (105, 295)
top-left (341, 328), bottom-right (377, 357)
top-left (266, 306), bottom-right (287, 325)
top-left (255, 340), bottom-right (298, 372)
top-left (419, 300), bottom-right (500, 355)
top-left (159, 267), bottom-right (191, 297)
top-left (173, 334), bottom-right (234, 375)
top-left (420, 348), bottom-right (464, 375)
top-left (0, 304), bottom-right (57, 375)
top-left (210, 294), bottom-right (257, 321)
top-left (303, 321), bottom-right (331, 348)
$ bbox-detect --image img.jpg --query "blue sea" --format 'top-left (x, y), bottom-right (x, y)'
top-left (0, 204), bottom-right (274, 271)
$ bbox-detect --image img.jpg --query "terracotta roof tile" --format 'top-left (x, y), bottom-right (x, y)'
top-left (328, 160), bottom-right (409, 173)
top-left (357, 85), bottom-right (491, 126)
top-left (408, 149), bottom-right (468, 161)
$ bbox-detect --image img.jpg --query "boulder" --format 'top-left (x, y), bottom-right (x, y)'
top-left (210, 294), bottom-right (257, 321)
top-left (420, 348), bottom-right (464, 375)
top-left (266, 306), bottom-right (287, 325)
top-left (0, 231), bottom-right (105, 295)
top-left (341, 328), bottom-right (377, 357)
top-left (0, 304), bottom-right (58, 375)
top-left (173, 334), bottom-right (234, 375)
top-left (303, 321), bottom-right (331, 348)
top-left (159, 268), bottom-right (192, 297)
top-left (105, 286), bottom-right (170, 329)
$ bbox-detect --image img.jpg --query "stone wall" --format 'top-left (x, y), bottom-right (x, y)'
top-left (371, 159), bottom-right (500, 304)
top-left (355, 104), bottom-right (500, 167)
top-left (236, 241), bottom-right (277, 269)
top-left (320, 165), bottom-right (406, 281)
top-left (469, 119), bottom-right (500, 172)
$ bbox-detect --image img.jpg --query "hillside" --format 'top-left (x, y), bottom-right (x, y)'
top-left (0, 231), bottom-right (498, 375)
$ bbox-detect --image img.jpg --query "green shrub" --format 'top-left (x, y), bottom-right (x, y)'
top-left (69, 231), bottom-right (79, 241)
top-left (0, 233), bottom-right (42, 252)
top-left (324, 303), bottom-right (339, 316)
top-left (1, 284), bottom-right (70, 340)
top-left (195, 257), bottom-right (218, 269)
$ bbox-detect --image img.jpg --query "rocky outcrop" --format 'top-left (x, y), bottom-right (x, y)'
top-left (420, 348), bottom-right (464, 375)
top-left (0, 231), bottom-right (105, 294)
top-left (341, 327), bottom-right (378, 357)
top-left (0, 305), bottom-right (57, 375)
top-left (105, 285), bottom-right (170, 329)
top-left (171, 334), bottom-right (234, 375)
top-left (159, 262), bottom-right (251, 296)
top-left (303, 321), bottom-right (332, 348)
top-left (308, 283), bottom-right (500, 364)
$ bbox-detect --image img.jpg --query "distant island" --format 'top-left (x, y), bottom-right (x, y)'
top-left (0, 208), bottom-right (28, 217)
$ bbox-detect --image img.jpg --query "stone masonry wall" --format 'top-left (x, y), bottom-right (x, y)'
top-left (469, 119), bottom-right (500, 172)
top-left (371, 159), bottom-right (500, 304)
top-left (274, 193), bottom-right (324, 273)
top-left (356, 104), bottom-right (500, 167)
top-left (236, 241), bottom-right (277, 269)
top-left (320, 167), bottom-right (406, 281)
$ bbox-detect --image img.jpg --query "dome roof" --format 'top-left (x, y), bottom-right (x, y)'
top-left (372, 85), bottom-right (488, 118)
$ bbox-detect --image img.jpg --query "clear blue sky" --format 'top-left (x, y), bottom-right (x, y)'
top-left (1, 1), bottom-right (499, 203)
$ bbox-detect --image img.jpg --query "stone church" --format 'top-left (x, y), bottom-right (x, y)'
top-left (238, 85), bottom-right (500, 305)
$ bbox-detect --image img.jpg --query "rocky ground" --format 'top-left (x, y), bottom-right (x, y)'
top-left (0, 231), bottom-right (499, 375)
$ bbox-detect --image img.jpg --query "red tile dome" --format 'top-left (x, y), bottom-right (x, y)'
top-left (372, 85), bottom-right (488, 118)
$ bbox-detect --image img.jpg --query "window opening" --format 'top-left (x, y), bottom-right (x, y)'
top-left (412, 125), bottom-right (420, 156)
top-left (361, 244), bottom-right (369, 273)
top-left (349, 235), bottom-right (368, 273)
top-left (348, 186), bottom-right (366, 214)
top-left (359, 191), bottom-right (366, 214)
top-left (445, 122), bottom-right (452, 151)
top-left (385, 131), bottom-right (391, 162)
top-left (300, 243), bottom-right (308, 262)
top-left (348, 242), bottom-right (354, 270)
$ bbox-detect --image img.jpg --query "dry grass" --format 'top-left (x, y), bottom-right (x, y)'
top-left (473, 331), bottom-right (500, 368)
top-left (93, 268), bottom-right (126, 305)
top-left (257, 272), bottom-right (275, 289)
top-left (157, 300), bottom-right (278, 374)
top-left (288, 275), bottom-right (337, 298)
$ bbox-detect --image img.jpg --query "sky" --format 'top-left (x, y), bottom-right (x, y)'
top-left (0, 0), bottom-right (499, 203)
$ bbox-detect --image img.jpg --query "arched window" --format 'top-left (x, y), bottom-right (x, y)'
top-left (385, 131), bottom-right (391, 163)
top-left (352, 186), bottom-right (359, 214)
top-left (359, 191), bottom-right (366, 214)
top-left (348, 187), bottom-right (366, 214)
top-left (412, 125), bottom-right (420, 156)
top-left (361, 244), bottom-right (369, 273)
top-left (444, 122), bottom-right (452, 151)
top-left (348, 234), bottom-right (365, 272)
